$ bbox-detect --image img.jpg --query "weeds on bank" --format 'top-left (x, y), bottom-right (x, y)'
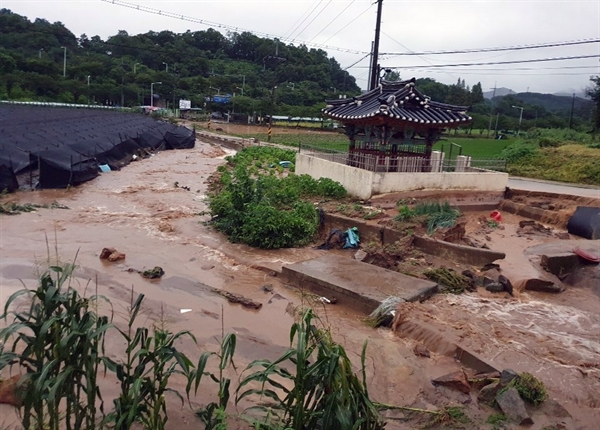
top-left (0, 201), bottom-right (69, 215)
top-left (394, 201), bottom-right (461, 235)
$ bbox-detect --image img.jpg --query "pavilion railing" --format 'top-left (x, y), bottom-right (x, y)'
top-left (299, 143), bottom-right (507, 173)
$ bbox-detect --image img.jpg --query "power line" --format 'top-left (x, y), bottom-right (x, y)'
top-left (381, 31), bottom-right (457, 81)
top-left (286, 0), bottom-right (324, 41)
top-left (100, 0), bottom-right (368, 55)
top-left (291, 0), bottom-right (334, 42)
top-left (380, 38), bottom-right (600, 56)
top-left (321, 3), bottom-right (374, 45)
top-left (282, 0), bottom-right (321, 40)
top-left (360, 54), bottom-right (600, 69)
top-left (308, 0), bottom-right (356, 44)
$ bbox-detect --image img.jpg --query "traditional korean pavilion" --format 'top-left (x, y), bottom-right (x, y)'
top-left (321, 78), bottom-right (472, 172)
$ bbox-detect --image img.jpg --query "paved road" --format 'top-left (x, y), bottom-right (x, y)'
top-left (508, 177), bottom-right (600, 199)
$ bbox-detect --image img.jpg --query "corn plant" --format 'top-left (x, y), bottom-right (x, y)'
top-left (0, 262), bottom-right (112, 430)
top-left (187, 333), bottom-right (237, 430)
top-left (103, 293), bottom-right (195, 430)
top-left (236, 309), bottom-right (385, 430)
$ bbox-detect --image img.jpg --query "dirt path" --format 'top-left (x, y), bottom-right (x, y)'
top-left (1, 137), bottom-right (598, 429)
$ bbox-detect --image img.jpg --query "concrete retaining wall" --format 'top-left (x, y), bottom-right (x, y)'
top-left (296, 153), bottom-right (509, 199)
top-left (296, 153), bottom-right (374, 199)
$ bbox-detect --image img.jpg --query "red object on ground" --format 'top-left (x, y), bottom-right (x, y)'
top-left (490, 210), bottom-right (503, 222)
top-left (573, 247), bottom-right (600, 263)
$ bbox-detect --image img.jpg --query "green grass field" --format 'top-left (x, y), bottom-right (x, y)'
top-left (434, 137), bottom-right (516, 160)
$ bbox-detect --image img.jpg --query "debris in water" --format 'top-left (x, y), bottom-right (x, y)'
top-left (260, 284), bottom-right (274, 293)
top-left (209, 287), bottom-right (262, 310)
top-left (180, 309), bottom-right (192, 314)
top-left (0, 374), bottom-right (23, 407)
top-left (366, 296), bottom-right (405, 327)
top-left (99, 247), bottom-right (126, 262)
top-left (413, 343), bottom-right (430, 358)
top-left (141, 266), bottom-right (165, 279)
top-left (424, 268), bottom-right (471, 294)
top-left (431, 370), bottom-right (471, 394)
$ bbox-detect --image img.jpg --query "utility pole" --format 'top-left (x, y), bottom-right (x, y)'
top-left (568, 93), bottom-right (576, 129)
top-left (369, 0), bottom-right (384, 90)
top-left (264, 41), bottom-right (286, 141)
top-left (487, 82), bottom-right (497, 137)
top-left (61, 46), bottom-right (67, 77)
top-left (367, 41), bottom-right (374, 91)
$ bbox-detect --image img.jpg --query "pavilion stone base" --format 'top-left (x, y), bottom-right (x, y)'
top-left (296, 153), bottom-right (509, 200)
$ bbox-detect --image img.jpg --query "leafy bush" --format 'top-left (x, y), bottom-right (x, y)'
top-left (209, 148), bottom-right (347, 249)
top-left (525, 127), bottom-right (592, 145)
top-left (395, 205), bottom-right (416, 221)
top-left (500, 142), bottom-right (538, 163)
top-left (511, 373), bottom-right (547, 406)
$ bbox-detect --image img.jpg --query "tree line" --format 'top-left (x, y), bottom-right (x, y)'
top-left (0, 8), bottom-right (597, 131)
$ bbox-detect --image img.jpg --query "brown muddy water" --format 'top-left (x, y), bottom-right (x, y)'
top-left (1, 138), bottom-right (599, 429)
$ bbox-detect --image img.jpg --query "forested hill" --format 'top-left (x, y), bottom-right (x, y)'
top-left (0, 8), bottom-right (360, 116)
top-left (494, 92), bottom-right (594, 115)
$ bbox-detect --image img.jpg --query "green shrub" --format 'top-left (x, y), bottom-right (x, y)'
top-left (395, 205), bottom-right (416, 221)
top-left (512, 373), bottom-right (547, 406)
top-left (209, 148), bottom-right (346, 249)
top-left (500, 142), bottom-right (538, 163)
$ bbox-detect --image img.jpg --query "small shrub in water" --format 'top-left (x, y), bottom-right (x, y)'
top-left (511, 372), bottom-right (547, 406)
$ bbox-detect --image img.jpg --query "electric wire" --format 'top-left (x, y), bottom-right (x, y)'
top-left (321, 3), bottom-right (375, 45)
top-left (291, 0), bottom-right (334, 42)
top-left (99, 0), bottom-right (367, 54)
top-left (358, 54), bottom-right (600, 69)
top-left (380, 38), bottom-right (600, 56)
top-left (308, 0), bottom-right (357, 43)
top-left (286, 0), bottom-right (324, 41)
top-left (282, 0), bottom-right (321, 40)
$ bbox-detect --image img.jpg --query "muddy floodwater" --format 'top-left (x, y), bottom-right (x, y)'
top-left (1, 138), bottom-right (599, 429)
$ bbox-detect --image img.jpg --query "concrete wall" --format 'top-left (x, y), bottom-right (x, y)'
top-left (372, 170), bottom-right (508, 195)
top-left (296, 153), bottom-right (374, 199)
top-left (296, 153), bottom-right (509, 199)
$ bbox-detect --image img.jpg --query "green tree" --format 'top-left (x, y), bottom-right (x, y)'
top-left (471, 82), bottom-right (484, 104)
top-left (586, 75), bottom-right (600, 132)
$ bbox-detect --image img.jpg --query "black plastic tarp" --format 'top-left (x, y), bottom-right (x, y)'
top-left (163, 126), bottom-right (195, 149)
top-left (0, 165), bottom-right (19, 193)
top-left (0, 145), bottom-right (31, 173)
top-left (567, 206), bottom-right (600, 240)
top-left (136, 128), bottom-right (166, 150)
top-left (38, 147), bottom-right (98, 188)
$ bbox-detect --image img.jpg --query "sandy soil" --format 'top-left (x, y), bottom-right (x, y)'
top-left (1, 137), bottom-right (598, 429)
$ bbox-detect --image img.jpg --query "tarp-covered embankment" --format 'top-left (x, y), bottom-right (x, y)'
top-left (0, 104), bottom-right (195, 191)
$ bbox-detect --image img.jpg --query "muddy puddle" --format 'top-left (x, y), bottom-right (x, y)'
top-left (1, 138), bottom-right (599, 429)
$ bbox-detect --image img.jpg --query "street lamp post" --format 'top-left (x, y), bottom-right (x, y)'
top-left (134, 63), bottom-right (140, 73)
top-left (512, 105), bottom-right (524, 136)
top-left (87, 75), bottom-right (91, 105)
top-left (235, 86), bottom-right (244, 97)
top-left (61, 46), bottom-right (66, 77)
top-left (151, 82), bottom-right (162, 107)
top-left (162, 62), bottom-right (168, 72)
top-left (209, 86), bottom-right (220, 95)
top-left (38, 48), bottom-right (44, 59)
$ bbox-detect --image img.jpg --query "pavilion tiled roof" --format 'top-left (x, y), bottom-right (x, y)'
top-left (322, 78), bottom-right (472, 126)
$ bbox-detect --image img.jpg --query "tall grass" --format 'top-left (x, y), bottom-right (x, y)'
top-left (236, 309), bottom-right (384, 430)
top-left (1, 256), bottom-right (387, 430)
top-left (0, 260), bottom-right (111, 430)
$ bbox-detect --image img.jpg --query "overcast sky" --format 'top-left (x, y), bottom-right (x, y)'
top-left (3, 0), bottom-right (600, 95)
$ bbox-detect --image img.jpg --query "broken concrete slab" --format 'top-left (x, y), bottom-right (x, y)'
top-left (478, 381), bottom-right (500, 404)
top-left (541, 252), bottom-right (580, 276)
top-left (431, 370), bottom-right (471, 394)
top-left (413, 235), bottom-right (505, 266)
top-left (496, 387), bottom-right (534, 425)
top-left (500, 369), bottom-right (518, 386)
top-left (282, 254), bottom-right (438, 314)
top-left (523, 278), bottom-right (565, 293)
